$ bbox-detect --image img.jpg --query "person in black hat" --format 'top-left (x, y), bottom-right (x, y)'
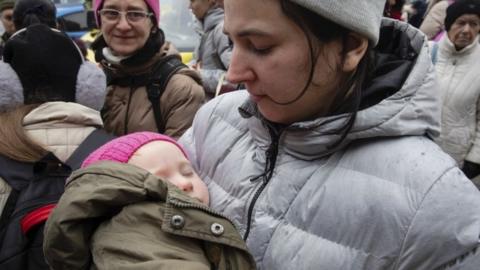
top-left (431, 0), bottom-right (480, 184)
top-left (0, 0), bottom-right (15, 57)
top-left (444, 0), bottom-right (480, 49)
top-left (2, 0), bottom-right (92, 104)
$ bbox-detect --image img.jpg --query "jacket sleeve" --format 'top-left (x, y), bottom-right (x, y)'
top-left (419, 2), bottom-right (447, 40)
top-left (161, 71), bottom-right (205, 139)
top-left (200, 69), bottom-right (227, 95)
top-left (43, 165), bottom-right (151, 270)
top-left (465, 90), bottom-right (480, 164)
top-left (200, 22), bottom-right (232, 95)
top-left (395, 167), bottom-right (480, 270)
top-left (178, 96), bottom-right (218, 173)
top-left (213, 22), bottom-right (232, 70)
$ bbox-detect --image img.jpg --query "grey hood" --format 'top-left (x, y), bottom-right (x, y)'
top-left (238, 19), bottom-right (440, 160)
top-left (200, 7), bottom-right (225, 33)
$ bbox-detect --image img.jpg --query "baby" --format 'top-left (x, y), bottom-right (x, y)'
top-left (43, 132), bottom-right (255, 270)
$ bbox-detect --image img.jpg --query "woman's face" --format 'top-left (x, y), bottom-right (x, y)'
top-left (224, 0), bottom-right (344, 124)
top-left (128, 141), bottom-right (210, 205)
top-left (0, 8), bottom-right (14, 35)
top-left (100, 0), bottom-right (154, 56)
top-left (447, 14), bottom-right (480, 50)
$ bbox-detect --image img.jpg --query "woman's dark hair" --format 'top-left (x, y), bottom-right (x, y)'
top-left (13, 0), bottom-right (57, 29)
top-left (0, 104), bottom-right (47, 162)
top-left (279, 0), bottom-right (373, 149)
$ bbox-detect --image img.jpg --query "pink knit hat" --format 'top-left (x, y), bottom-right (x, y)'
top-left (82, 132), bottom-right (187, 168)
top-left (93, 0), bottom-right (160, 27)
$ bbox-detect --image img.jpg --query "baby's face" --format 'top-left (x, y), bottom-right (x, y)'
top-left (128, 141), bottom-right (209, 205)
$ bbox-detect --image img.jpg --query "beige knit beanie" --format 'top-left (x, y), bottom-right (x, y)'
top-left (289, 0), bottom-right (387, 45)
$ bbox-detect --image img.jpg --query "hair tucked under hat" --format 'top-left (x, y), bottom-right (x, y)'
top-left (288, 0), bottom-right (387, 45)
top-left (82, 132), bottom-right (187, 168)
top-left (445, 0), bottom-right (480, 31)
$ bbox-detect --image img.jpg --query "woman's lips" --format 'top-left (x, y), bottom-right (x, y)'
top-left (249, 93), bottom-right (265, 102)
top-left (113, 35), bottom-right (135, 39)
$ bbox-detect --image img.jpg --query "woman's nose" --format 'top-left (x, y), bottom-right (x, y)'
top-left (115, 14), bottom-right (132, 30)
top-left (226, 47), bottom-right (255, 84)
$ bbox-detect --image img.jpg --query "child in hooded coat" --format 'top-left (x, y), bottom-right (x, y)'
top-left (43, 132), bottom-right (255, 270)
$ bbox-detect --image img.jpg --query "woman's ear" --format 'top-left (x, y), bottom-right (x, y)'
top-left (341, 33), bottom-right (369, 72)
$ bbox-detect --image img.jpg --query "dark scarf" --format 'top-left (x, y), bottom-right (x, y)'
top-left (91, 29), bottom-right (165, 87)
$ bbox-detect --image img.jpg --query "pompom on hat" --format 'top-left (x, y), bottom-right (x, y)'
top-left (445, 0), bottom-right (480, 31)
top-left (289, 0), bottom-right (387, 45)
top-left (93, 0), bottom-right (160, 27)
top-left (82, 132), bottom-right (187, 168)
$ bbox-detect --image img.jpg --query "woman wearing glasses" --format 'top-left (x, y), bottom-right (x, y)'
top-left (91, 0), bottom-right (205, 138)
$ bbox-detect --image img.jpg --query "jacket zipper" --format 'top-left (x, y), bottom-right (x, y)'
top-left (168, 198), bottom-right (238, 229)
top-left (243, 124), bottom-right (281, 240)
top-left (441, 59), bottom-right (458, 128)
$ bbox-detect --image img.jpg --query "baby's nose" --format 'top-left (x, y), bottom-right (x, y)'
top-left (173, 177), bottom-right (194, 193)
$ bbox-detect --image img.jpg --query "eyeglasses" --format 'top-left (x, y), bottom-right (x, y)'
top-left (98, 9), bottom-right (153, 24)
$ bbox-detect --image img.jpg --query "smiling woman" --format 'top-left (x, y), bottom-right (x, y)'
top-left (91, 0), bottom-right (205, 138)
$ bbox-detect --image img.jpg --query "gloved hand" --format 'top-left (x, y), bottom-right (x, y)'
top-left (462, 160), bottom-right (480, 179)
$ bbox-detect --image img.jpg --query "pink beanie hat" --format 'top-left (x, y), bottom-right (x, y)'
top-left (93, 0), bottom-right (160, 26)
top-left (82, 132), bottom-right (187, 168)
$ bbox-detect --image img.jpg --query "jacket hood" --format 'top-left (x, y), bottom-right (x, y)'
top-left (239, 19), bottom-right (440, 160)
top-left (201, 7), bottom-right (224, 32)
top-left (0, 60), bottom-right (106, 112)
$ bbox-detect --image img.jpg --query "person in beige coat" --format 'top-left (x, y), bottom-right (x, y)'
top-left (92, 0), bottom-right (205, 138)
top-left (420, 0), bottom-right (454, 40)
top-left (0, 1), bottom-right (108, 267)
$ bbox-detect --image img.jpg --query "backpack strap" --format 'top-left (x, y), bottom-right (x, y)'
top-left (0, 189), bottom-right (19, 237)
top-left (12, 129), bottom-right (114, 236)
top-left (146, 55), bottom-right (187, 133)
top-left (431, 42), bottom-right (439, 65)
top-left (65, 129), bottom-right (116, 170)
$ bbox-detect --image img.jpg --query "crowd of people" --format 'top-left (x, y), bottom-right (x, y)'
top-left (0, 0), bottom-right (480, 269)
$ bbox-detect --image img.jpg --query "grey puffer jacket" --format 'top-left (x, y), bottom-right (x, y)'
top-left (179, 19), bottom-right (480, 270)
top-left (194, 7), bottom-right (231, 96)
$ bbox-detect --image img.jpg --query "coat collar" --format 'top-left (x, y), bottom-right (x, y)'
top-left (23, 102), bottom-right (103, 129)
top-left (200, 7), bottom-right (224, 33)
top-left (440, 35), bottom-right (480, 57)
